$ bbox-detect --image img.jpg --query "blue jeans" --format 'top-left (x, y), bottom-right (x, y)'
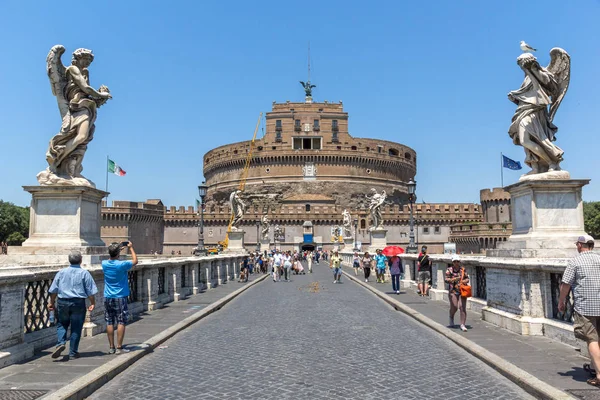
top-left (391, 274), bottom-right (401, 292)
top-left (56, 298), bottom-right (87, 356)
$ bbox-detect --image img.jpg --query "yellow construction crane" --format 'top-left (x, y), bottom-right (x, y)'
top-left (219, 112), bottom-right (263, 249)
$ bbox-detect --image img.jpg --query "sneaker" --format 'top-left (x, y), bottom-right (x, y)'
top-left (52, 344), bottom-right (66, 359)
top-left (333, 281), bottom-right (336, 284)
top-left (69, 352), bottom-right (80, 360)
top-left (449, 318), bottom-right (454, 328)
top-left (396, 290), bottom-right (400, 294)
top-left (115, 347), bottom-right (130, 354)
top-left (365, 279), bottom-right (368, 283)
top-left (460, 324), bottom-right (468, 332)
top-left (108, 347), bottom-right (116, 355)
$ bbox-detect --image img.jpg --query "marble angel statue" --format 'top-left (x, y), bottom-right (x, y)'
top-left (369, 189), bottom-right (386, 230)
top-left (229, 190), bottom-right (246, 230)
top-left (261, 214), bottom-right (270, 240)
top-left (342, 209), bottom-right (352, 237)
top-left (508, 48), bottom-right (570, 176)
top-left (38, 45), bottom-right (112, 187)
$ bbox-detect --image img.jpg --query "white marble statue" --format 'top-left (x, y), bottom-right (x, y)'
top-left (273, 225), bottom-right (283, 241)
top-left (508, 48), bottom-right (570, 177)
top-left (261, 214), bottom-right (270, 240)
top-left (369, 188), bottom-right (386, 230)
top-left (38, 45), bottom-right (112, 187)
top-left (342, 209), bottom-right (352, 237)
top-left (229, 190), bottom-right (245, 230)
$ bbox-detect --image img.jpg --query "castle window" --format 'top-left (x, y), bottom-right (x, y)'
top-left (351, 146), bottom-right (357, 150)
top-left (366, 146), bottom-right (370, 151)
top-left (332, 131), bottom-right (339, 143)
top-left (294, 119), bottom-right (301, 131)
top-left (293, 137), bottom-right (322, 150)
top-left (275, 131), bottom-right (282, 142)
top-left (275, 120), bottom-right (282, 130)
top-left (305, 204), bottom-right (311, 212)
top-left (434, 226), bottom-right (441, 234)
top-left (332, 120), bottom-right (339, 131)
top-left (377, 145), bottom-right (383, 153)
top-left (313, 119), bottom-right (320, 130)
top-left (360, 219), bottom-right (366, 229)
top-left (405, 152), bottom-right (412, 160)
top-left (423, 227), bottom-right (430, 234)
top-left (389, 148), bottom-right (399, 156)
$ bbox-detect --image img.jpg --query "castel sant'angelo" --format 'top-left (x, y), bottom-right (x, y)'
top-left (102, 83), bottom-right (510, 254)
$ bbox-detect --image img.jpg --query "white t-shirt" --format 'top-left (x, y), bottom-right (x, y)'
top-left (273, 254), bottom-right (283, 266)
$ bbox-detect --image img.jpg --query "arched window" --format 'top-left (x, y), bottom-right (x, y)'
top-left (360, 219), bottom-right (366, 229)
top-left (404, 152), bottom-right (411, 160)
top-left (388, 148), bottom-right (399, 156)
top-left (305, 204), bottom-right (311, 212)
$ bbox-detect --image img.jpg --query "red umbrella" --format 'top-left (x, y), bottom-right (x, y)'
top-left (382, 246), bottom-right (405, 257)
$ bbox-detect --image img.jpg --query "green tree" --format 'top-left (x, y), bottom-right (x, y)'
top-left (0, 200), bottom-right (29, 243)
top-left (583, 201), bottom-right (600, 239)
top-left (6, 232), bottom-right (26, 245)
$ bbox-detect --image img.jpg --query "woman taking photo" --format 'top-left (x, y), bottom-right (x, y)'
top-left (361, 251), bottom-right (373, 283)
top-left (445, 254), bottom-right (469, 332)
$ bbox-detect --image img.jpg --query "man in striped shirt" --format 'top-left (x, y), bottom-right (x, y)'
top-left (559, 235), bottom-right (600, 387)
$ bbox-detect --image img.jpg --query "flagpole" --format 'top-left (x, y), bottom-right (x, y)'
top-left (106, 155), bottom-right (109, 201)
top-left (500, 152), bottom-right (504, 188)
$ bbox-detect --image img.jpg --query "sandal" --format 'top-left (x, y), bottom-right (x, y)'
top-left (584, 363), bottom-right (597, 377)
top-left (587, 377), bottom-right (600, 387)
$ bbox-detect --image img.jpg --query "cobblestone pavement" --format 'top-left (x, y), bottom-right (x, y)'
top-left (90, 263), bottom-right (534, 400)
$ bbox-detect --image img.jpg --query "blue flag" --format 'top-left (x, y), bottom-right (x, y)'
top-left (502, 155), bottom-right (522, 170)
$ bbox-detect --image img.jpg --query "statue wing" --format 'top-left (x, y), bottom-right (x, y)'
top-left (46, 45), bottom-right (69, 119)
top-left (546, 47), bottom-right (571, 123)
top-left (310, 84), bottom-right (317, 89)
top-left (299, 81), bottom-right (306, 87)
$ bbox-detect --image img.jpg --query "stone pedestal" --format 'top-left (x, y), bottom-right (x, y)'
top-left (343, 237), bottom-right (354, 251)
top-left (260, 237), bottom-right (271, 252)
top-left (226, 230), bottom-right (246, 254)
top-left (369, 229), bottom-right (387, 252)
top-left (487, 179), bottom-right (590, 259)
top-left (6, 186), bottom-right (108, 265)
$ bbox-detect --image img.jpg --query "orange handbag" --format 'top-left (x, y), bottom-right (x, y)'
top-left (459, 269), bottom-right (472, 298)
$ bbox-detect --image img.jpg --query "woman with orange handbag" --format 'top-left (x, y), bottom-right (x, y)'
top-left (445, 254), bottom-right (470, 332)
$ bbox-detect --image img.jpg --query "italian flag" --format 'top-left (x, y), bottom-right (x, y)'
top-left (107, 159), bottom-right (126, 176)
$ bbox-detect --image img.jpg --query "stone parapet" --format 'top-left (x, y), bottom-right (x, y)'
top-left (0, 253), bottom-right (244, 369)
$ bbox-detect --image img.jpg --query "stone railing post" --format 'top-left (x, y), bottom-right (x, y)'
top-left (206, 261), bottom-right (213, 289)
top-left (191, 263), bottom-right (199, 295)
top-left (172, 269), bottom-right (181, 301)
top-left (83, 276), bottom-right (105, 336)
top-left (142, 267), bottom-right (159, 311)
top-left (217, 260), bottom-right (223, 285)
top-left (0, 283), bottom-right (26, 351)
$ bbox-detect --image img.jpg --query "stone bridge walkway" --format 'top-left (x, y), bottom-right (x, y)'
top-left (90, 262), bottom-right (533, 400)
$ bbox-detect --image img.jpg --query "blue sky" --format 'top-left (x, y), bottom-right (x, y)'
top-left (1, 1), bottom-right (599, 208)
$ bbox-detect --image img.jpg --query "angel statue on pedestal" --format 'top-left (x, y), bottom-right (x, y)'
top-left (369, 189), bottom-right (386, 231)
top-left (342, 209), bottom-right (352, 237)
top-left (38, 45), bottom-right (112, 187)
top-left (507, 48), bottom-right (570, 178)
top-left (230, 190), bottom-right (246, 231)
top-left (261, 214), bottom-right (270, 241)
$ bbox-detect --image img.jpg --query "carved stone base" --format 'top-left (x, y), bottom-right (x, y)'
top-left (519, 170), bottom-right (570, 182)
top-left (343, 237), bottom-right (355, 251)
top-left (225, 230), bottom-right (246, 254)
top-left (36, 169), bottom-right (96, 188)
top-left (487, 178), bottom-right (590, 258)
top-left (260, 238), bottom-right (271, 252)
top-left (369, 229), bottom-right (388, 253)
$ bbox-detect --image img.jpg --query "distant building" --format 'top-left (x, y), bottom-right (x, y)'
top-left (449, 188), bottom-right (512, 254)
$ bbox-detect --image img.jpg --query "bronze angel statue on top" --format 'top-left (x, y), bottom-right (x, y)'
top-left (37, 45), bottom-right (112, 187)
top-left (299, 80), bottom-right (316, 97)
top-left (507, 48), bottom-right (570, 177)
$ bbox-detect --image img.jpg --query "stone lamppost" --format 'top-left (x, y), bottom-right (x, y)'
top-left (407, 179), bottom-right (418, 254)
top-left (195, 181), bottom-right (208, 256)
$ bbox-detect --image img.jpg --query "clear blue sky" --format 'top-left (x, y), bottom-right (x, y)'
top-left (1, 1), bottom-right (599, 208)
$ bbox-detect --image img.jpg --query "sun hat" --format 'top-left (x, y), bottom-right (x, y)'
top-left (451, 254), bottom-right (460, 262)
top-left (575, 235), bottom-right (595, 244)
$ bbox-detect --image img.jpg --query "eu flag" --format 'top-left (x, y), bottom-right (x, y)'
top-left (502, 155), bottom-right (522, 170)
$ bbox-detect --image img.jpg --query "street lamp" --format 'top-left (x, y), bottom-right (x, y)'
top-left (255, 219), bottom-right (261, 253)
top-left (407, 179), bottom-right (418, 254)
top-left (353, 218), bottom-right (358, 251)
top-left (195, 181), bottom-right (208, 256)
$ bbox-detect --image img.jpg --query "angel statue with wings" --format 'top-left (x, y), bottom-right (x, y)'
top-left (508, 48), bottom-right (570, 177)
top-left (229, 190), bottom-right (246, 231)
top-left (261, 214), bottom-right (270, 241)
top-left (342, 209), bottom-right (352, 237)
top-left (369, 189), bottom-right (386, 231)
top-left (299, 80), bottom-right (316, 97)
top-left (37, 45), bottom-right (112, 187)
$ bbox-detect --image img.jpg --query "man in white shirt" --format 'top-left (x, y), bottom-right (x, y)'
top-left (272, 250), bottom-right (283, 282)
